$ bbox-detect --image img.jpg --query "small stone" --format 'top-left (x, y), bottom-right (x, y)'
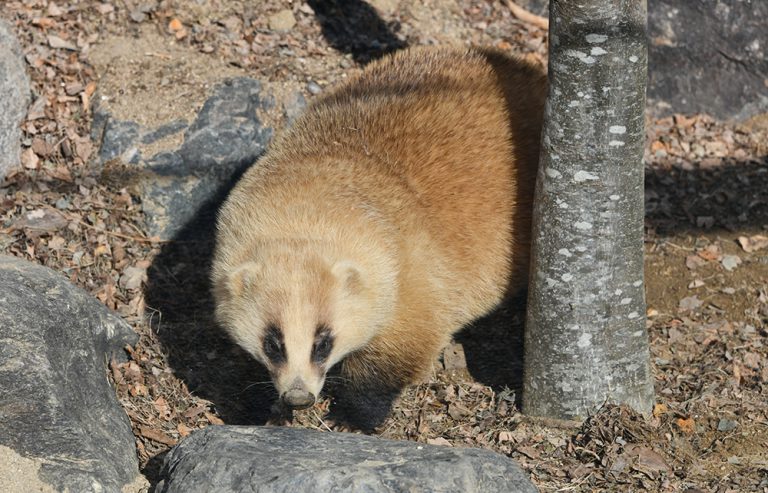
top-left (306, 81), bottom-right (322, 95)
top-left (268, 10), bottom-right (296, 31)
top-left (54, 197), bottom-right (70, 210)
top-left (717, 418), bottom-right (738, 432)
top-left (678, 295), bottom-right (702, 312)
top-left (282, 91), bottom-right (306, 123)
top-left (14, 208), bottom-right (68, 232)
top-left (721, 255), bottom-right (741, 271)
top-left (685, 255), bottom-right (707, 270)
top-left (129, 9), bottom-right (146, 23)
top-left (47, 34), bottom-right (77, 51)
top-left (696, 216), bottom-right (715, 228)
top-left (442, 343), bottom-right (467, 370)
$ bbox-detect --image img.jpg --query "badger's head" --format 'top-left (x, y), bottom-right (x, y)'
top-left (212, 244), bottom-right (395, 410)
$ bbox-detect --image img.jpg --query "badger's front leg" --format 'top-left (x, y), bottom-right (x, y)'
top-left (328, 324), bottom-right (445, 431)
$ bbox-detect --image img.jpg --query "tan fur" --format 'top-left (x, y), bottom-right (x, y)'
top-left (212, 47), bottom-right (546, 419)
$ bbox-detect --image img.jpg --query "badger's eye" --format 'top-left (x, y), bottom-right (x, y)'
top-left (312, 325), bottom-right (334, 364)
top-left (263, 325), bottom-right (286, 364)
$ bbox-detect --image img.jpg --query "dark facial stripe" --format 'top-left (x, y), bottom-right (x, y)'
top-left (312, 324), bottom-right (334, 365)
top-left (263, 324), bottom-right (286, 364)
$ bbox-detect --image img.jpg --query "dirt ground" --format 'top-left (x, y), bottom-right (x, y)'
top-left (1, 1), bottom-right (767, 492)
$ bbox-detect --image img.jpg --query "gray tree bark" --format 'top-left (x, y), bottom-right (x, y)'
top-left (522, 0), bottom-right (654, 420)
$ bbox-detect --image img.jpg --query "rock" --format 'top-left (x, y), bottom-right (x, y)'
top-left (0, 19), bottom-right (31, 180)
top-left (717, 418), bottom-right (738, 432)
top-left (156, 426), bottom-right (537, 493)
top-left (306, 80), bottom-right (322, 95)
top-left (505, 0), bottom-right (768, 120)
top-left (721, 254), bottom-right (742, 271)
top-left (648, 0), bottom-right (768, 120)
top-left (282, 90), bottom-right (307, 123)
top-left (269, 9), bottom-right (297, 31)
top-left (88, 29), bottom-right (274, 239)
top-left (0, 256), bottom-right (145, 492)
top-left (92, 77), bottom-right (273, 239)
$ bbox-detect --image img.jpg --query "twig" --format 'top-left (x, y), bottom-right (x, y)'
top-left (502, 0), bottom-right (549, 30)
top-left (144, 51), bottom-right (172, 60)
top-left (313, 410), bottom-right (334, 432)
top-left (71, 215), bottom-right (167, 243)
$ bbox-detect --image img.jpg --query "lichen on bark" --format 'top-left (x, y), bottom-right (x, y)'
top-left (522, 0), bottom-right (654, 420)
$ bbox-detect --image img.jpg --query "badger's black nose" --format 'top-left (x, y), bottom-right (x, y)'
top-left (281, 379), bottom-right (316, 409)
top-left (282, 389), bottom-right (316, 409)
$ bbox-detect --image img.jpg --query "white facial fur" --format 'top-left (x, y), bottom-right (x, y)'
top-left (213, 246), bottom-right (390, 402)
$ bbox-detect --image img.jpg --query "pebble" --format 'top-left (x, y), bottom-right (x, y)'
top-left (306, 81), bottom-right (322, 95)
top-left (282, 91), bottom-right (307, 123)
top-left (717, 418), bottom-right (738, 432)
top-left (269, 10), bottom-right (296, 31)
top-left (721, 255), bottom-right (741, 271)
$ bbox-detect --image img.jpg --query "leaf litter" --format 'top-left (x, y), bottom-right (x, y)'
top-left (1, 1), bottom-right (767, 492)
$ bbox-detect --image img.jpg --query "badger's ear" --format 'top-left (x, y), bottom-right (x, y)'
top-left (225, 262), bottom-right (262, 297)
top-left (332, 260), bottom-right (363, 295)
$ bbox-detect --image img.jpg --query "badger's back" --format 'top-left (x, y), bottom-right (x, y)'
top-left (218, 48), bottom-right (545, 320)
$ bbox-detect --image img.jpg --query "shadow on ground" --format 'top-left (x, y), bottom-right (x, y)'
top-left (307, 0), bottom-right (407, 64)
top-left (644, 156), bottom-right (768, 236)
top-left (456, 294), bottom-right (527, 402)
top-left (458, 153), bottom-right (768, 396)
top-left (144, 166), bottom-right (275, 427)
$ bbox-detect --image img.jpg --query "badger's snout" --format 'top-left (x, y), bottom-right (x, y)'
top-left (281, 379), bottom-right (316, 409)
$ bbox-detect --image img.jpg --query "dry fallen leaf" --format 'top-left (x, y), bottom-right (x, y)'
top-left (738, 235), bottom-right (768, 253)
top-left (516, 445), bottom-right (540, 459)
top-left (678, 295), bottom-right (702, 312)
top-left (14, 208), bottom-right (68, 232)
top-left (139, 425), bottom-right (178, 447)
top-left (498, 430), bottom-right (514, 442)
top-left (153, 396), bottom-right (172, 420)
top-left (47, 34), bottom-right (77, 50)
top-left (426, 437), bottom-right (452, 447)
top-left (633, 446), bottom-right (671, 478)
top-left (119, 266), bottom-right (147, 290)
top-left (688, 279), bottom-right (705, 289)
top-left (204, 412), bottom-right (225, 425)
top-left (697, 244), bottom-right (722, 261)
top-left (676, 416), bottom-right (695, 434)
top-left (177, 423), bottom-right (193, 437)
top-left (686, 255), bottom-right (707, 270)
top-left (168, 18), bottom-right (183, 32)
top-left (21, 148), bottom-right (39, 169)
top-left (653, 403), bottom-right (668, 418)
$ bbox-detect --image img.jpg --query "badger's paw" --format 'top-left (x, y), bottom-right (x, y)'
top-left (327, 382), bottom-right (401, 432)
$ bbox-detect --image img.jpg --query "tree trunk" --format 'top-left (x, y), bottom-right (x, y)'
top-left (522, 0), bottom-right (654, 420)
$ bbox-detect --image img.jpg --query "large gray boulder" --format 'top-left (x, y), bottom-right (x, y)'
top-left (0, 19), bottom-right (31, 179)
top-left (514, 0), bottom-right (768, 120)
top-left (647, 0), bottom-right (768, 120)
top-left (92, 77), bottom-right (273, 239)
top-left (156, 426), bottom-right (537, 493)
top-left (0, 256), bottom-right (145, 492)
